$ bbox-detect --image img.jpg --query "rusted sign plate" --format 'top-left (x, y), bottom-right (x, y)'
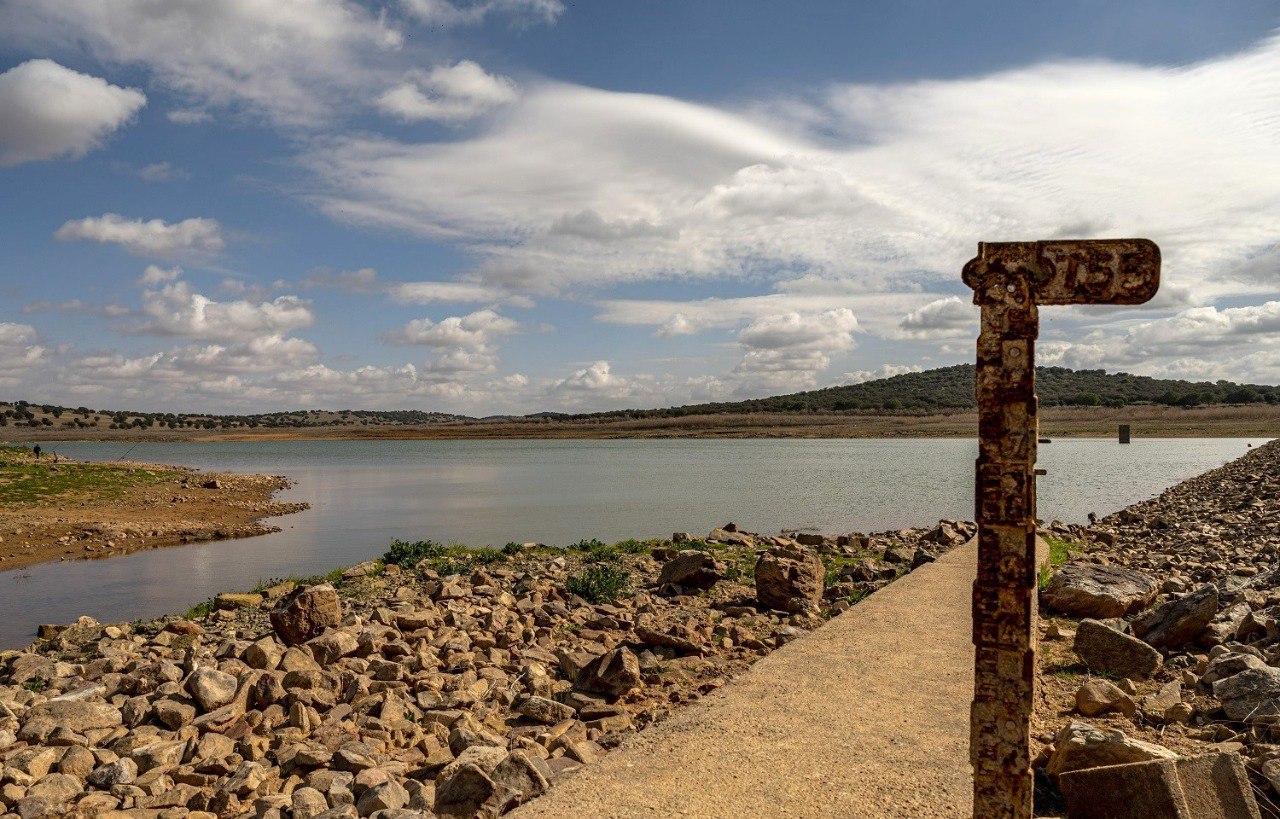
top-left (963, 239), bottom-right (1160, 306)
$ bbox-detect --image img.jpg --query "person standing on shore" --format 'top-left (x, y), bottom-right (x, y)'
top-left (32, 444), bottom-right (41, 459)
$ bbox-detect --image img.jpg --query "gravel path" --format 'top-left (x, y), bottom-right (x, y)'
top-left (515, 536), bottom-right (1035, 818)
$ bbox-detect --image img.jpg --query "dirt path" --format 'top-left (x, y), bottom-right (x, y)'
top-left (516, 537), bottom-right (1042, 818)
top-left (0, 449), bottom-right (307, 571)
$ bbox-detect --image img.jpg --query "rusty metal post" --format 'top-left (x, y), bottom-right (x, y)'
top-left (963, 239), bottom-right (1160, 818)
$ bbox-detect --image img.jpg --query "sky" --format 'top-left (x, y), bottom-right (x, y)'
top-left (1, 0), bottom-right (1278, 416)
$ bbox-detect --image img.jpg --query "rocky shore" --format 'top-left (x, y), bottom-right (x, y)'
top-left (0, 447), bottom-right (308, 572)
top-left (1034, 438), bottom-right (1280, 815)
top-left (0, 521), bottom-right (970, 818)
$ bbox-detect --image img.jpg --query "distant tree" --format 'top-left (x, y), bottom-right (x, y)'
top-left (1225, 387), bottom-right (1261, 404)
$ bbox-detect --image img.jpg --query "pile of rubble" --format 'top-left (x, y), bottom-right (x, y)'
top-left (1035, 439), bottom-right (1280, 815)
top-left (0, 521), bottom-right (968, 818)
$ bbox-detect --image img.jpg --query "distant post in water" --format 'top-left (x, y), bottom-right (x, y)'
top-left (1119, 424), bottom-right (1132, 444)
top-left (962, 239), bottom-right (1159, 817)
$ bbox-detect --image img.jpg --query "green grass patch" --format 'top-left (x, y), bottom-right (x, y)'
top-left (0, 461), bottom-right (170, 505)
top-left (1038, 535), bottom-right (1078, 590)
top-left (382, 539), bottom-right (505, 576)
top-left (184, 598), bottom-right (216, 620)
top-left (565, 565), bottom-right (631, 603)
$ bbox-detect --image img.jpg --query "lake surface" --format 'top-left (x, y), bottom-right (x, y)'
top-left (0, 437), bottom-right (1265, 647)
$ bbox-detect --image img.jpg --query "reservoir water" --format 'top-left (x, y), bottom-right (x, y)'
top-left (0, 437), bottom-right (1265, 647)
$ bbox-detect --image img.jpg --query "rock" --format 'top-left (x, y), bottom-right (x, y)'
top-left (1075, 679), bottom-right (1136, 718)
top-left (656, 550), bottom-right (726, 590)
top-left (490, 751), bottom-right (551, 807)
top-left (755, 544), bottom-right (825, 613)
top-left (1046, 720), bottom-right (1178, 777)
top-left (356, 779), bottom-right (408, 816)
top-left (1213, 666), bottom-right (1280, 723)
top-left (270, 583), bottom-right (342, 646)
top-left (307, 629), bottom-right (359, 664)
top-left (187, 666), bottom-right (239, 711)
top-left (435, 746), bottom-right (508, 816)
top-left (1200, 601), bottom-right (1251, 647)
top-left (1130, 584), bottom-right (1219, 649)
top-left (1073, 619), bottom-right (1162, 680)
top-left (87, 758), bottom-right (138, 788)
top-left (1059, 752), bottom-right (1262, 819)
top-left (575, 647), bottom-right (642, 696)
top-left (1041, 564), bottom-right (1158, 618)
top-left (882, 546), bottom-right (915, 566)
top-left (21, 699), bottom-right (122, 733)
top-left (215, 592), bottom-right (264, 611)
top-left (516, 695), bottom-right (575, 725)
top-left (1141, 681), bottom-right (1183, 721)
top-left (25, 773), bottom-right (82, 806)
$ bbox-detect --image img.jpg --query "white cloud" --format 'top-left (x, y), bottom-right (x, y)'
top-left (305, 36), bottom-right (1280, 310)
top-left (167, 109), bottom-right (212, 125)
top-left (0, 323), bottom-right (47, 387)
top-left (56, 214), bottom-right (225, 260)
top-left (400, 0), bottom-right (564, 27)
top-left (136, 161), bottom-right (188, 182)
top-left (2, 0), bottom-right (404, 126)
top-left (134, 280), bottom-right (314, 342)
top-left (378, 61), bottom-right (518, 123)
top-left (387, 308), bottom-right (517, 348)
top-left (843, 364), bottom-right (924, 384)
top-left (897, 296), bottom-right (976, 339)
top-left (730, 308), bottom-right (861, 395)
top-left (137, 265), bottom-right (182, 286)
top-left (391, 281), bottom-right (535, 308)
top-left (0, 59), bottom-right (145, 167)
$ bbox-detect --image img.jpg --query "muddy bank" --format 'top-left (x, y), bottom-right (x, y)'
top-left (0, 446), bottom-right (308, 573)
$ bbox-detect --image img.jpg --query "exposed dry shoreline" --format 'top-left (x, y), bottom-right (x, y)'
top-left (3, 404), bottom-right (1278, 442)
top-left (0, 449), bottom-right (308, 573)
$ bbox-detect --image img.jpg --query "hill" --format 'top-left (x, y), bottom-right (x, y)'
top-left (0, 404), bottom-right (470, 433)
top-left (567, 365), bottom-right (1280, 420)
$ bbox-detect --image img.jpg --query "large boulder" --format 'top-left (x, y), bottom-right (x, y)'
top-left (575, 647), bottom-right (642, 696)
top-left (657, 550), bottom-right (726, 590)
top-left (755, 544), bottom-right (825, 613)
top-left (1041, 564), bottom-right (1158, 618)
top-left (1073, 619), bottom-right (1162, 680)
top-left (186, 667), bottom-right (238, 712)
top-left (1046, 720), bottom-right (1177, 778)
top-left (1213, 666), bottom-right (1280, 723)
top-left (270, 583), bottom-right (342, 646)
top-left (1131, 584), bottom-right (1218, 649)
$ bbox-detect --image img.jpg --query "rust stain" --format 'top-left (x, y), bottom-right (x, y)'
top-left (963, 238), bottom-right (1159, 817)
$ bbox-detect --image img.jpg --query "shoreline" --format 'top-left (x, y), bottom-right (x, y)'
top-left (0, 442), bottom-right (1276, 815)
top-left (0, 447), bottom-right (308, 573)
top-left (2, 404), bottom-right (1278, 442)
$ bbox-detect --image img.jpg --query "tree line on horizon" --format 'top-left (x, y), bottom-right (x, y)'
top-left (3, 365), bottom-right (1277, 429)
top-left (562, 365), bottom-right (1280, 420)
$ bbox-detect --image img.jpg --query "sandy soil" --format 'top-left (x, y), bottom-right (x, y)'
top-left (3, 404), bottom-right (1277, 442)
top-left (0, 451), bottom-right (307, 572)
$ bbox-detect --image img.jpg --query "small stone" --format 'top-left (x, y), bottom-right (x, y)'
top-left (1073, 619), bottom-right (1162, 680)
top-left (270, 583), bottom-right (342, 646)
top-left (187, 666), bottom-right (239, 711)
top-left (355, 779), bottom-right (408, 816)
top-left (1075, 679), bottom-right (1136, 718)
top-left (656, 550), bottom-right (726, 590)
top-left (1047, 720), bottom-right (1178, 777)
top-left (516, 696), bottom-right (576, 725)
top-left (87, 758), bottom-right (138, 788)
top-left (575, 647), bottom-right (642, 696)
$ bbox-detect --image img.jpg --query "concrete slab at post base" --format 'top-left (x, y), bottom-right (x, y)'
top-left (1058, 752), bottom-right (1260, 819)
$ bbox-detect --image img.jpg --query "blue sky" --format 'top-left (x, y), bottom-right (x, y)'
top-left (1, 1), bottom-right (1278, 415)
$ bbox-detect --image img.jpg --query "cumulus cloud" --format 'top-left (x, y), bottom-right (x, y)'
top-left (897, 296), bottom-right (976, 339)
top-left (843, 364), bottom-right (925, 384)
top-left (1, 0), bottom-right (403, 126)
top-left (729, 309), bottom-right (861, 394)
top-left (400, 0), bottom-right (564, 27)
top-left (135, 161), bottom-right (188, 182)
top-left (0, 323), bottom-right (47, 387)
top-left (55, 214), bottom-right (225, 260)
top-left (377, 61), bottom-right (518, 123)
top-left (0, 59), bottom-right (145, 166)
top-left (133, 280), bottom-right (314, 341)
top-left (386, 308), bottom-right (517, 348)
